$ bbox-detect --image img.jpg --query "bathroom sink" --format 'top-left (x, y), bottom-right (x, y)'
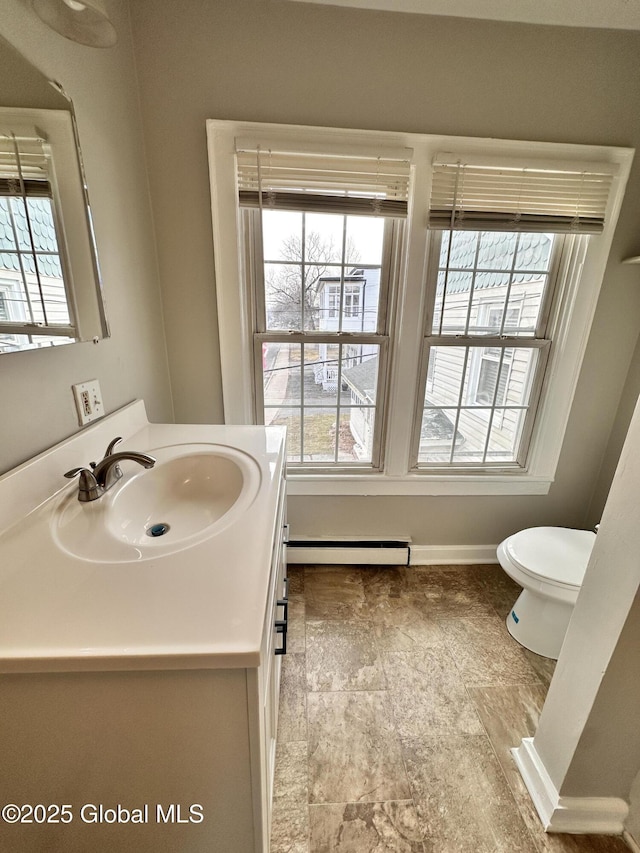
top-left (52, 443), bottom-right (261, 562)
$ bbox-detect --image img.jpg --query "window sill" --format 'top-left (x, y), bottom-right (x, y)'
top-left (286, 473), bottom-right (552, 496)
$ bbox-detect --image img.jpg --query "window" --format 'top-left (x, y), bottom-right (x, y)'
top-left (246, 210), bottom-right (397, 467)
top-left (207, 121), bottom-right (631, 494)
top-left (237, 145), bottom-right (408, 469)
top-left (0, 117), bottom-right (76, 351)
top-left (417, 231), bottom-right (559, 467)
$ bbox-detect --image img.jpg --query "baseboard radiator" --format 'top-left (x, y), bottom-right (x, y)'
top-left (287, 536), bottom-right (411, 566)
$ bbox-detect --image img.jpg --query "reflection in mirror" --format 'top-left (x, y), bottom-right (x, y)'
top-left (0, 35), bottom-right (108, 354)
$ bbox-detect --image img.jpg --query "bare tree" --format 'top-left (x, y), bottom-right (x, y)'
top-left (265, 230), bottom-right (361, 330)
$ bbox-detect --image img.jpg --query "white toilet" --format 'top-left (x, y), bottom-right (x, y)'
top-left (497, 526), bottom-right (596, 660)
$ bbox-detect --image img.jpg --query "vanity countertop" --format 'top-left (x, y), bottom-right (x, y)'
top-left (0, 401), bottom-right (286, 674)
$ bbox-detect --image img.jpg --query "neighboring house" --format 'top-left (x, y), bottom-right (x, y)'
top-left (340, 356), bottom-right (377, 460)
top-left (314, 267), bottom-right (379, 391)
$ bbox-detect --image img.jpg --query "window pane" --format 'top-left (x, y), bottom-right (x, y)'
top-left (338, 407), bottom-right (376, 462)
top-left (346, 216), bottom-right (384, 265)
top-left (312, 265), bottom-right (341, 331)
top-left (433, 232), bottom-right (556, 338)
top-left (304, 342), bottom-right (350, 408)
top-left (260, 341), bottom-right (380, 466)
top-left (419, 345), bottom-right (539, 465)
top-left (263, 342), bottom-right (301, 407)
top-left (266, 408), bottom-right (301, 461)
top-left (26, 199), bottom-right (59, 252)
top-left (505, 274), bottom-right (547, 336)
top-left (265, 263), bottom-right (303, 330)
top-left (262, 210), bottom-right (302, 261)
top-left (485, 408), bottom-right (528, 462)
top-left (418, 407), bottom-right (464, 463)
top-left (260, 341), bottom-right (380, 465)
top-left (0, 198), bottom-right (12, 250)
top-left (301, 408), bottom-right (338, 462)
top-left (342, 346), bottom-right (379, 405)
top-left (514, 233), bottom-right (553, 271)
top-left (316, 268), bottom-right (381, 333)
top-left (424, 345), bottom-right (468, 408)
top-left (262, 211), bottom-right (385, 336)
top-left (341, 346), bottom-right (379, 462)
top-left (305, 213), bottom-right (344, 263)
top-left (477, 232), bottom-right (517, 269)
top-left (468, 275), bottom-right (511, 334)
top-left (432, 270), bottom-right (473, 335)
top-left (439, 230), bottom-right (478, 268)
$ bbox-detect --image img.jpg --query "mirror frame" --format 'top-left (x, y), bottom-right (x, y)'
top-left (0, 36), bottom-right (109, 354)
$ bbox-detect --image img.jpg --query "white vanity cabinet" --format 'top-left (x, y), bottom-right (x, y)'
top-left (0, 403), bottom-right (288, 853)
top-left (248, 480), bottom-right (288, 848)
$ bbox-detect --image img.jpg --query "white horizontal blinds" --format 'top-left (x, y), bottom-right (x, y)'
top-left (0, 132), bottom-right (51, 197)
top-left (236, 146), bottom-right (411, 217)
top-left (429, 159), bottom-right (616, 233)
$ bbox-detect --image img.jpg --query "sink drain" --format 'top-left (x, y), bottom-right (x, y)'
top-left (146, 522), bottom-right (170, 538)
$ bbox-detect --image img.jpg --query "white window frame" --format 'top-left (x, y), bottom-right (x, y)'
top-left (206, 120), bottom-right (633, 496)
top-left (416, 235), bottom-right (560, 470)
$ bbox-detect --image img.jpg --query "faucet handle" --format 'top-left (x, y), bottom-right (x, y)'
top-left (64, 467), bottom-right (102, 502)
top-left (89, 437), bottom-right (123, 472)
top-left (65, 467), bottom-right (87, 479)
top-left (105, 436), bottom-right (123, 457)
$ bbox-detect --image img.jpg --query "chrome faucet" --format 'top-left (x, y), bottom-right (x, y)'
top-left (64, 436), bottom-right (156, 502)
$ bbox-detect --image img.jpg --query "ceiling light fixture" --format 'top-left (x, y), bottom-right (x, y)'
top-left (32, 0), bottom-right (117, 48)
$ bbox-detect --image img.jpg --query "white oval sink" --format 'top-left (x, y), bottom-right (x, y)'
top-left (52, 443), bottom-right (261, 563)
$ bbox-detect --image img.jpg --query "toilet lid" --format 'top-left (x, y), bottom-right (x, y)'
top-left (505, 527), bottom-right (596, 587)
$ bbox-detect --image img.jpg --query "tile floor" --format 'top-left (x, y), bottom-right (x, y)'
top-left (270, 564), bottom-right (630, 853)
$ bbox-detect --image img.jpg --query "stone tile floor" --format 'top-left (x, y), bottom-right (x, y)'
top-left (270, 564), bottom-right (630, 853)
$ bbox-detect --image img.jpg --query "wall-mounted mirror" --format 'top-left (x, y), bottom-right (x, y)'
top-left (0, 35), bottom-right (108, 354)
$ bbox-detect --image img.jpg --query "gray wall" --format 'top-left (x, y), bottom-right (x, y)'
top-left (130, 0), bottom-right (640, 545)
top-left (0, 0), bottom-right (172, 474)
top-left (588, 333), bottom-right (640, 526)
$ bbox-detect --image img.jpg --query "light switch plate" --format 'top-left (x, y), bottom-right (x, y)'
top-left (72, 379), bottom-right (104, 426)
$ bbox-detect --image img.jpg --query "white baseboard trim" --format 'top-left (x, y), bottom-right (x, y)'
top-left (287, 540), bottom-right (499, 566)
top-left (409, 544), bottom-right (498, 565)
top-left (287, 537), bottom-right (411, 566)
top-left (512, 738), bottom-right (628, 835)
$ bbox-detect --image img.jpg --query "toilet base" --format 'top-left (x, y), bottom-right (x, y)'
top-left (506, 588), bottom-right (574, 660)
